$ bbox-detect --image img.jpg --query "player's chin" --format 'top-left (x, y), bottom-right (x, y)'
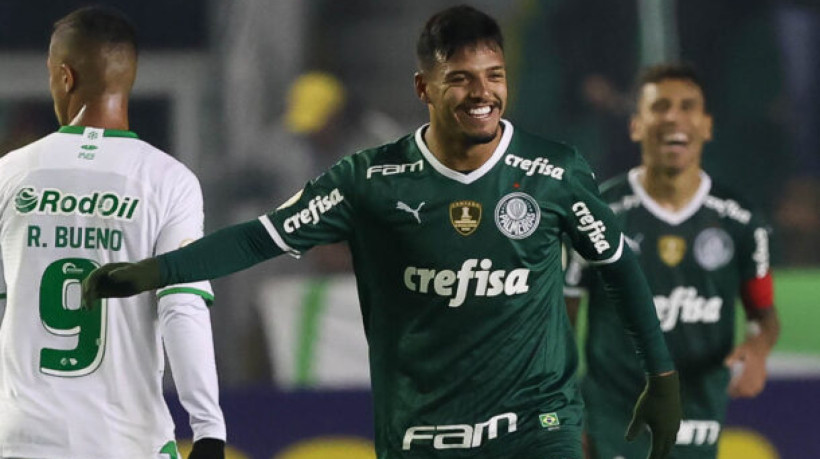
top-left (461, 121), bottom-right (501, 145)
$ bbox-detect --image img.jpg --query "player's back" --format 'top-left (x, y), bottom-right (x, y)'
top-left (0, 126), bottom-right (200, 458)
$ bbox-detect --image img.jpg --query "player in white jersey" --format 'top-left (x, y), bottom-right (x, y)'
top-left (0, 258), bottom-right (5, 321)
top-left (0, 7), bottom-right (225, 459)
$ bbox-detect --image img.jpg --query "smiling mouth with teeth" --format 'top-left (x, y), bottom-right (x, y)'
top-left (467, 106), bottom-right (492, 117)
top-left (662, 133), bottom-right (689, 146)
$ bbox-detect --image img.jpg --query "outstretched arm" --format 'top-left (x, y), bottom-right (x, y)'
top-left (82, 219), bottom-right (281, 306)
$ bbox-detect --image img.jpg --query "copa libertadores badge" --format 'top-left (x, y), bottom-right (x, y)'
top-left (495, 192), bottom-right (540, 239)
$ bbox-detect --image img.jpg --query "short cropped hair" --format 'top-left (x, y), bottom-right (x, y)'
top-left (634, 62), bottom-right (709, 111)
top-left (54, 6), bottom-right (138, 53)
top-left (416, 5), bottom-right (503, 71)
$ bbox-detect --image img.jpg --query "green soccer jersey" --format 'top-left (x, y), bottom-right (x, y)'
top-left (260, 121), bottom-right (631, 457)
top-left (565, 168), bottom-right (771, 458)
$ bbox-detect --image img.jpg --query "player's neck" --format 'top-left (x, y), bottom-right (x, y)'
top-left (639, 165), bottom-right (702, 212)
top-left (66, 94), bottom-right (130, 131)
top-left (423, 124), bottom-right (501, 172)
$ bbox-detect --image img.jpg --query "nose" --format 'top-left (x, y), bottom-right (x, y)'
top-left (661, 105), bottom-right (684, 123)
top-left (468, 76), bottom-right (491, 99)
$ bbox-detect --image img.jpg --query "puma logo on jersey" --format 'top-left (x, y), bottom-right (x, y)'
top-left (282, 188), bottom-right (344, 233)
top-left (403, 412), bottom-right (517, 450)
top-left (404, 258), bottom-right (530, 307)
top-left (397, 201), bottom-right (424, 223)
top-left (654, 287), bottom-right (723, 331)
top-left (625, 234), bottom-right (643, 253)
top-left (13, 186), bottom-right (140, 221)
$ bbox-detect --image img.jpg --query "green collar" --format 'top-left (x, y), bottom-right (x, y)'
top-left (58, 126), bottom-right (138, 138)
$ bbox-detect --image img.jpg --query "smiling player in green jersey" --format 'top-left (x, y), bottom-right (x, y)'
top-left (565, 63), bottom-right (781, 459)
top-left (0, 7), bottom-right (225, 459)
top-left (83, 6), bottom-right (681, 458)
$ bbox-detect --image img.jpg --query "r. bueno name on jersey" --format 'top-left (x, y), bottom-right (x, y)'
top-left (14, 186), bottom-right (139, 221)
top-left (282, 188), bottom-right (344, 233)
top-left (571, 201), bottom-right (610, 254)
top-left (654, 287), bottom-right (722, 331)
top-left (403, 412), bottom-right (517, 451)
top-left (504, 154), bottom-right (565, 179)
top-left (403, 258), bottom-right (530, 307)
top-left (366, 159), bottom-right (423, 179)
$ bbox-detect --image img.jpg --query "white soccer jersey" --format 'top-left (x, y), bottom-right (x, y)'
top-left (0, 126), bottom-right (225, 458)
top-left (0, 256), bottom-right (5, 323)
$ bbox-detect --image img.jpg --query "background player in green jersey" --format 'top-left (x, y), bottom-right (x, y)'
top-left (83, 6), bottom-right (681, 458)
top-left (0, 7), bottom-right (225, 459)
top-left (565, 63), bottom-right (781, 459)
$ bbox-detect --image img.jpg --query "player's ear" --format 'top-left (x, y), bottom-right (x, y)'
top-left (414, 72), bottom-right (430, 104)
top-left (702, 113), bottom-right (714, 142)
top-left (629, 115), bottom-right (642, 142)
top-left (60, 63), bottom-right (76, 94)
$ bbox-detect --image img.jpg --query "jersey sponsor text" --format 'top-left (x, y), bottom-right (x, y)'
top-left (676, 420), bottom-right (720, 446)
top-left (366, 159), bottom-right (423, 179)
top-left (504, 154), bottom-right (565, 179)
top-left (402, 412), bottom-right (517, 450)
top-left (654, 287), bottom-right (722, 331)
top-left (282, 189), bottom-right (344, 233)
top-left (403, 258), bottom-right (530, 307)
top-left (571, 201), bottom-right (611, 254)
top-left (14, 186), bottom-right (140, 221)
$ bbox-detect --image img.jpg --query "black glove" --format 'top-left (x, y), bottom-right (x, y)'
top-left (81, 258), bottom-right (162, 309)
top-left (188, 438), bottom-right (225, 459)
top-left (626, 371), bottom-right (682, 459)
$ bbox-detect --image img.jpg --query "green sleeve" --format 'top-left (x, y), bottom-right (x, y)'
top-left (596, 246), bottom-right (675, 375)
top-left (158, 219), bottom-right (283, 285)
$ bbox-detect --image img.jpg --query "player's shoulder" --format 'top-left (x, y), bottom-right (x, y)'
top-left (598, 173), bottom-right (632, 200)
top-left (703, 174), bottom-right (763, 226)
top-left (131, 139), bottom-right (200, 184)
top-left (340, 131), bottom-right (422, 180)
top-left (0, 133), bottom-right (58, 171)
top-left (350, 132), bottom-right (417, 164)
top-left (508, 125), bottom-right (579, 164)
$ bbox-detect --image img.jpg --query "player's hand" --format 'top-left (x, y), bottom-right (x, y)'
top-left (725, 341), bottom-right (768, 398)
top-left (188, 438), bottom-right (225, 459)
top-left (81, 258), bottom-right (162, 309)
top-left (626, 371), bottom-right (681, 459)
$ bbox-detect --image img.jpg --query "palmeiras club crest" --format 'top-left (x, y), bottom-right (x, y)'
top-left (495, 192), bottom-right (540, 239)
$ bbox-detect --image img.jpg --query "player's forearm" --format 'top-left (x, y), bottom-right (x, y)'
top-left (595, 248), bottom-right (674, 375)
top-left (159, 295), bottom-right (226, 441)
top-left (160, 219), bottom-right (282, 286)
top-left (746, 307), bottom-right (780, 355)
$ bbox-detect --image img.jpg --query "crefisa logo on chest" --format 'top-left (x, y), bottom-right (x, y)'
top-left (495, 192), bottom-right (540, 239)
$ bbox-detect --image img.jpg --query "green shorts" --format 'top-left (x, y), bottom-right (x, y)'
top-left (586, 407), bottom-right (718, 459)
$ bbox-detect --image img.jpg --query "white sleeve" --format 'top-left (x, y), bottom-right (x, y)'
top-left (156, 166), bottom-right (224, 440)
top-left (0, 253), bottom-right (6, 322)
top-left (160, 293), bottom-right (226, 441)
top-left (155, 167), bottom-right (214, 302)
